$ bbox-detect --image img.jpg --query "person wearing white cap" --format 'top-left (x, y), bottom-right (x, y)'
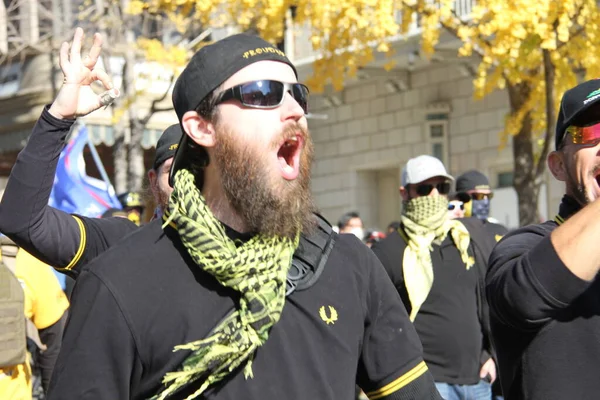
top-left (371, 155), bottom-right (496, 400)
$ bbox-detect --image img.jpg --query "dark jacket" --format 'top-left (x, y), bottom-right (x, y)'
top-left (371, 224), bottom-right (494, 385)
top-left (486, 196), bottom-right (600, 400)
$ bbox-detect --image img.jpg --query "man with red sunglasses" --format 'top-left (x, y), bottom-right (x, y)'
top-left (372, 155), bottom-right (495, 400)
top-left (486, 79), bottom-right (600, 400)
top-left (43, 29), bottom-right (442, 400)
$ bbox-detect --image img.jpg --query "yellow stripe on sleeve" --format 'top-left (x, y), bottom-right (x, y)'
top-left (554, 215), bottom-right (564, 225)
top-left (57, 215), bottom-right (86, 271)
top-left (366, 361), bottom-right (429, 400)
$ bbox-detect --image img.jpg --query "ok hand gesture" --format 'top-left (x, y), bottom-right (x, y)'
top-left (49, 27), bottom-right (119, 120)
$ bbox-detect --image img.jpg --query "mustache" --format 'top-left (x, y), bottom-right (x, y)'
top-left (272, 123), bottom-right (308, 150)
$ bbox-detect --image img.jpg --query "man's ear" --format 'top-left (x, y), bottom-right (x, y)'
top-left (399, 186), bottom-right (409, 201)
top-left (181, 111), bottom-right (216, 148)
top-left (548, 150), bottom-right (567, 182)
top-left (147, 169), bottom-right (158, 197)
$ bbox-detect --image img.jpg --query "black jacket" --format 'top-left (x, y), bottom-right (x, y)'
top-left (486, 196), bottom-right (600, 400)
top-left (47, 222), bottom-right (441, 400)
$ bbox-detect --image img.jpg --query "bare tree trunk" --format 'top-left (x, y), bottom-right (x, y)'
top-left (509, 52), bottom-right (556, 226)
top-left (541, 50), bottom-right (556, 161)
top-left (113, 59), bottom-right (129, 195)
top-left (113, 120), bottom-right (128, 195)
top-left (49, 47), bottom-right (59, 98)
top-left (123, 28), bottom-right (144, 191)
top-left (532, 49), bottom-right (557, 223)
top-left (128, 118), bottom-right (145, 191)
top-left (112, 0), bottom-right (141, 192)
top-left (508, 82), bottom-right (540, 226)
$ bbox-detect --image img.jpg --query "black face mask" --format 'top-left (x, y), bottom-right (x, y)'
top-left (471, 198), bottom-right (490, 220)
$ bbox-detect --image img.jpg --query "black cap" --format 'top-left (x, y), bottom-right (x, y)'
top-left (454, 170), bottom-right (490, 202)
top-left (101, 208), bottom-right (128, 219)
top-left (117, 192), bottom-right (144, 209)
top-left (556, 79), bottom-right (600, 150)
top-left (169, 34), bottom-right (297, 187)
top-left (153, 124), bottom-right (182, 170)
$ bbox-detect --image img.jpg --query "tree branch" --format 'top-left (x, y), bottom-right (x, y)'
top-left (535, 49), bottom-right (555, 180)
top-left (400, 0), bottom-right (501, 84)
top-left (149, 106), bottom-right (174, 113)
top-left (556, 3), bottom-right (586, 51)
top-left (557, 27), bottom-right (584, 52)
top-left (140, 73), bottom-right (175, 126)
top-left (401, 1), bottom-right (492, 59)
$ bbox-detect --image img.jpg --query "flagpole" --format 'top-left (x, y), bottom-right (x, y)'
top-left (80, 123), bottom-right (118, 198)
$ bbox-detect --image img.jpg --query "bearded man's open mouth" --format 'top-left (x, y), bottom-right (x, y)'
top-left (277, 135), bottom-right (303, 180)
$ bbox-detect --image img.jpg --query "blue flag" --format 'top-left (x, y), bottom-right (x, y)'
top-left (49, 125), bottom-right (122, 218)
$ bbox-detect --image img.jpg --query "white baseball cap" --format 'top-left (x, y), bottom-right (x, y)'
top-left (401, 155), bottom-right (454, 186)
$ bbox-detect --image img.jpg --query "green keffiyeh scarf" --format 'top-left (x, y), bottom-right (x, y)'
top-left (400, 195), bottom-right (473, 321)
top-left (156, 169), bottom-right (300, 400)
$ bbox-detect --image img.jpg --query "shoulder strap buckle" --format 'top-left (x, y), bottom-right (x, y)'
top-left (286, 213), bottom-right (336, 296)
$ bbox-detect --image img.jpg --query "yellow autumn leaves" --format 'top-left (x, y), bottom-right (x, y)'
top-left (124, 0), bottom-right (600, 145)
top-left (127, 0), bottom-right (399, 92)
top-left (401, 0), bottom-right (600, 144)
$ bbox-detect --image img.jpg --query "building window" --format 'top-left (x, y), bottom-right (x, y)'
top-left (426, 113), bottom-right (448, 121)
top-left (430, 124), bottom-right (444, 138)
top-left (432, 142), bottom-right (444, 161)
top-left (142, 128), bottom-right (162, 149)
top-left (497, 171), bottom-right (514, 188)
top-left (0, 63), bottom-right (21, 97)
top-left (425, 113), bottom-right (449, 166)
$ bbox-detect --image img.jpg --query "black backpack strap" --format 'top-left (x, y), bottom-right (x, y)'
top-left (286, 213), bottom-right (336, 296)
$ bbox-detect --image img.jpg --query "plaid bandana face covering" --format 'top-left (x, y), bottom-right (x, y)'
top-left (402, 195), bottom-right (449, 230)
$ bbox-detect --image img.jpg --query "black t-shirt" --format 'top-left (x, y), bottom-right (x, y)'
top-left (486, 196), bottom-right (600, 400)
top-left (47, 220), bottom-right (441, 400)
top-left (482, 219), bottom-right (509, 241)
top-left (371, 229), bottom-right (484, 385)
top-left (459, 217), bottom-right (508, 262)
top-left (0, 106), bottom-right (137, 276)
top-left (457, 217), bottom-right (505, 394)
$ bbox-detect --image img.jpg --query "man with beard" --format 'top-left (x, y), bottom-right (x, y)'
top-left (0, 29), bottom-right (181, 278)
top-left (371, 155), bottom-right (496, 400)
top-left (486, 80), bottom-right (600, 399)
top-left (45, 30), bottom-right (442, 400)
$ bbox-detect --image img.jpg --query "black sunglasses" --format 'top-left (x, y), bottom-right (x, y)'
top-left (215, 80), bottom-right (309, 114)
top-left (448, 203), bottom-right (464, 211)
top-left (415, 182), bottom-right (451, 196)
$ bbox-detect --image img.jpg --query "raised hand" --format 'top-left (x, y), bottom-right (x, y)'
top-left (48, 27), bottom-right (119, 120)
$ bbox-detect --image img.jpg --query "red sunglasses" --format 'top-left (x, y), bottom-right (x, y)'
top-left (566, 123), bottom-right (600, 146)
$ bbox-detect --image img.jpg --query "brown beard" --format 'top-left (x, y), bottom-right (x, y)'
top-left (564, 155), bottom-right (594, 206)
top-left (212, 122), bottom-right (316, 239)
top-left (156, 187), bottom-right (171, 211)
